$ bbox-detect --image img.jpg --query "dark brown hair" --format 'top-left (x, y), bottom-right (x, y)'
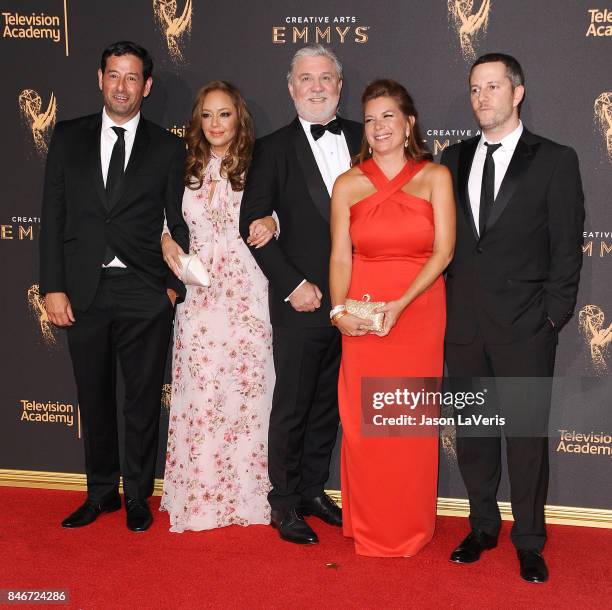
top-left (470, 52), bottom-right (525, 113)
top-left (356, 79), bottom-right (432, 165)
top-left (100, 41), bottom-right (153, 80)
top-left (471, 53), bottom-right (524, 89)
top-left (184, 80), bottom-right (254, 191)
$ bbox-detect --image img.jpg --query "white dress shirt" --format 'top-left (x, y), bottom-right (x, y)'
top-left (298, 116), bottom-right (352, 196)
top-left (100, 108), bottom-right (141, 267)
top-left (286, 116), bottom-right (352, 301)
top-left (468, 120), bottom-right (523, 236)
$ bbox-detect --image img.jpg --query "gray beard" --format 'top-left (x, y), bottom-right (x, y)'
top-left (294, 100), bottom-right (338, 124)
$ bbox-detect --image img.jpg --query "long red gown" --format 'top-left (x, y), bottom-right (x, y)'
top-left (338, 158), bottom-right (445, 557)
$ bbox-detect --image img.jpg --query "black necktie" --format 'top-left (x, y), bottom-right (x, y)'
top-left (310, 118), bottom-right (342, 141)
top-left (105, 126), bottom-right (126, 201)
top-left (102, 126), bottom-right (125, 265)
top-left (478, 142), bottom-right (502, 236)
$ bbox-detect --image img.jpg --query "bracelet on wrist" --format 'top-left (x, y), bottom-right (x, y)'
top-left (331, 310), bottom-right (348, 326)
top-left (329, 304), bottom-right (346, 319)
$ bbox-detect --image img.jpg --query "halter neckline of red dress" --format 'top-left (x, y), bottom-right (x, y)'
top-left (360, 157), bottom-right (427, 191)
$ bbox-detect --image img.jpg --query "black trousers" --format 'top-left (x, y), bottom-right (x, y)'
top-left (267, 325), bottom-right (341, 510)
top-left (445, 322), bottom-right (557, 551)
top-left (66, 269), bottom-right (174, 502)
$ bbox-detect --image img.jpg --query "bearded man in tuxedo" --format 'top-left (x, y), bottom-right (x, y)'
top-left (240, 44), bottom-right (362, 545)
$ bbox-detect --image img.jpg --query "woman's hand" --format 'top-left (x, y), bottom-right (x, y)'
top-left (334, 313), bottom-right (372, 337)
top-left (373, 299), bottom-right (406, 337)
top-left (162, 233), bottom-right (185, 279)
top-left (247, 216), bottom-right (277, 248)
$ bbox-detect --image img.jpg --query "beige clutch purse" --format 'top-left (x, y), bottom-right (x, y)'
top-left (345, 294), bottom-right (386, 332)
top-left (178, 253), bottom-right (210, 287)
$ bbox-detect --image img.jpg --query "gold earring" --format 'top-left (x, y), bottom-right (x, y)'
top-left (404, 135), bottom-right (409, 148)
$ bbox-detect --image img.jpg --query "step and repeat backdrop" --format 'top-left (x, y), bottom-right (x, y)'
top-left (1, 0), bottom-right (611, 511)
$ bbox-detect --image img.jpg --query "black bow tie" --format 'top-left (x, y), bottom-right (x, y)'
top-left (310, 118), bottom-right (342, 141)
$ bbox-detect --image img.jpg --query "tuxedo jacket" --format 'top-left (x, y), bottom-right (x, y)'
top-left (39, 113), bottom-right (189, 310)
top-left (239, 116), bottom-right (363, 327)
top-left (440, 128), bottom-right (585, 345)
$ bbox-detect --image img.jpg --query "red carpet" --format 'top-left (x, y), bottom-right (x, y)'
top-left (1, 487), bottom-right (611, 609)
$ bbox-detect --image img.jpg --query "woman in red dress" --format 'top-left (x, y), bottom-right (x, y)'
top-left (329, 79), bottom-right (456, 557)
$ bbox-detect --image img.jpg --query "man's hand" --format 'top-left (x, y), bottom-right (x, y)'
top-left (167, 288), bottom-right (178, 307)
top-left (288, 282), bottom-right (322, 312)
top-left (44, 292), bottom-right (75, 327)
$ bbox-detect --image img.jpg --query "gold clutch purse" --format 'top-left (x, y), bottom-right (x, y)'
top-left (345, 294), bottom-right (386, 332)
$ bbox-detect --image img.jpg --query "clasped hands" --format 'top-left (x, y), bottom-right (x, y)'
top-left (288, 281), bottom-right (323, 312)
top-left (333, 299), bottom-right (407, 337)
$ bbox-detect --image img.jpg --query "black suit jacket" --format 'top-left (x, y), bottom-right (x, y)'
top-left (39, 112), bottom-right (189, 310)
top-left (440, 128), bottom-right (585, 345)
top-left (239, 116), bottom-right (362, 327)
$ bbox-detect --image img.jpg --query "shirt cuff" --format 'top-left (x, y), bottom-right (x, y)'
top-left (161, 218), bottom-right (170, 238)
top-left (285, 279), bottom-right (307, 302)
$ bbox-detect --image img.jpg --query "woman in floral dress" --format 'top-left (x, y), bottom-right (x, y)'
top-left (160, 81), bottom-right (276, 531)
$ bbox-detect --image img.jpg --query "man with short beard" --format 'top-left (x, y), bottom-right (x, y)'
top-left (441, 53), bottom-right (584, 583)
top-left (239, 45), bottom-right (362, 544)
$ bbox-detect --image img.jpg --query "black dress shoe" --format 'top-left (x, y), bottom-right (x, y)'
top-left (61, 496), bottom-right (121, 528)
top-left (299, 493), bottom-right (342, 527)
top-left (125, 498), bottom-right (152, 532)
top-left (271, 508), bottom-right (319, 544)
top-left (517, 550), bottom-right (549, 583)
top-left (450, 531), bottom-right (498, 563)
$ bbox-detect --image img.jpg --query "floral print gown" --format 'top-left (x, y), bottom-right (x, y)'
top-left (161, 153), bottom-right (273, 531)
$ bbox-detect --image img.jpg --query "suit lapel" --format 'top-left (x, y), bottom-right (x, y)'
top-left (485, 130), bottom-right (539, 231)
top-left (292, 118), bottom-right (331, 223)
top-left (340, 117), bottom-right (362, 157)
top-left (109, 117), bottom-right (150, 212)
top-left (85, 114), bottom-right (107, 211)
top-left (458, 137), bottom-right (479, 241)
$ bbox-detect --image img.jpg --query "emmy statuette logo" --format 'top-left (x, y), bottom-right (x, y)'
top-left (18, 89), bottom-right (57, 156)
top-left (594, 92), bottom-right (612, 163)
top-left (27, 284), bottom-right (59, 348)
top-left (579, 305), bottom-right (612, 375)
top-left (448, 0), bottom-right (491, 62)
top-left (153, 0), bottom-right (192, 63)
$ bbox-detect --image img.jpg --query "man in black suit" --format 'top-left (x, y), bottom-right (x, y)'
top-left (441, 53), bottom-right (584, 582)
top-left (239, 45), bottom-right (362, 544)
top-left (40, 41), bottom-right (188, 532)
